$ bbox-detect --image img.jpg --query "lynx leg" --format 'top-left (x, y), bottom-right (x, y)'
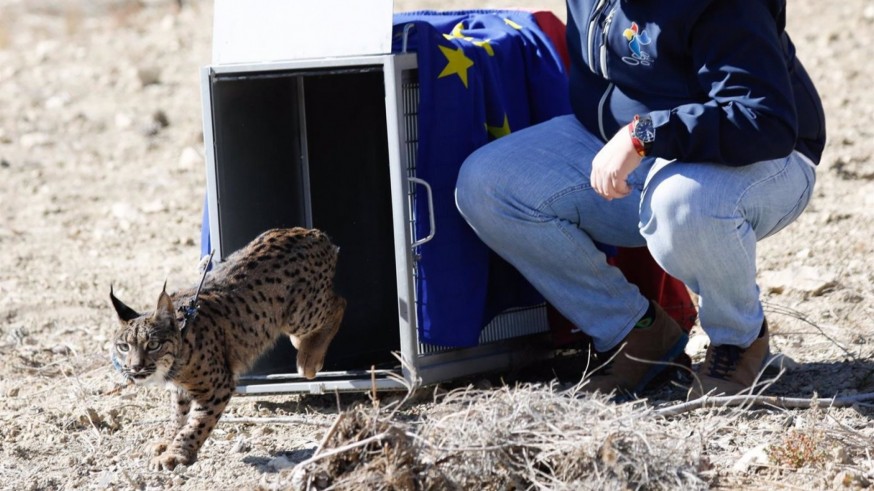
top-left (149, 375), bottom-right (234, 471)
top-left (151, 387), bottom-right (191, 458)
top-left (292, 295), bottom-right (346, 379)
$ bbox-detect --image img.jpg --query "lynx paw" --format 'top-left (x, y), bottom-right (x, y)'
top-left (150, 439), bottom-right (170, 458)
top-left (148, 449), bottom-right (194, 471)
top-left (295, 325), bottom-right (342, 379)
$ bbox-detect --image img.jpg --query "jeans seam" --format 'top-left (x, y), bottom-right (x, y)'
top-left (719, 156), bottom-right (809, 343)
top-left (529, 183), bottom-right (589, 220)
top-left (732, 159), bottom-right (789, 218)
top-left (726, 159), bottom-right (790, 293)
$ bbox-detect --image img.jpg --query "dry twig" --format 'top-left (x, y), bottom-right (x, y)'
top-left (217, 416), bottom-right (329, 426)
top-left (655, 391), bottom-right (874, 417)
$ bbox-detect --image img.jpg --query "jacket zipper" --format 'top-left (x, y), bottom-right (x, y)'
top-left (597, 82), bottom-right (613, 141)
top-left (592, 2), bottom-right (616, 139)
top-left (600, 8), bottom-right (616, 76)
top-left (587, 0), bottom-right (608, 74)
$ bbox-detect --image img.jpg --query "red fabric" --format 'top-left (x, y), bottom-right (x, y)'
top-left (609, 248), bottom-right (697, 331)
top-left (532, 11), bottom-right (698, 346)
top-left (531, 11), bottom-right (571, 70)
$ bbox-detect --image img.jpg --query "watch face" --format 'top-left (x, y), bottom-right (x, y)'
top-left (635, 116), bottom-right (655, 144)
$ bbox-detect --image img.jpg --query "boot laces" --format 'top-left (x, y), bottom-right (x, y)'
top-left (707, 344), bottom-right (743, 379)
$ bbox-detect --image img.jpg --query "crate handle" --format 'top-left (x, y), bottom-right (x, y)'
top-left (402, 23), bottom-right (416, 53)
top-left (409, 177), bottom-right (435, 249)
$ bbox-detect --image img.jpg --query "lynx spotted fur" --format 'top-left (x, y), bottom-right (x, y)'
top-left (109, 228), bottom-right (345, 470)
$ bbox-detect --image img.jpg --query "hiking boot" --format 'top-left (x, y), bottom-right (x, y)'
top-left (584, 302), bottom-right (688, 396)
top-left (690, 319), bottom-right (770, 398)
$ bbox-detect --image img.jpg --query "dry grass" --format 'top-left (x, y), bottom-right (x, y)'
top-left (276, 356), bottom-right (874, 491)
top-left (291, 382), bottom-right (710, 490)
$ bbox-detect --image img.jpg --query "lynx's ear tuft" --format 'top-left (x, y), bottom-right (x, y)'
top-left (110, 285), bottom-right (140, 322)
top-left (155, 284), bottom-right (176, 321)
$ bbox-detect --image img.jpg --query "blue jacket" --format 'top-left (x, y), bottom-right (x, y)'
top-left (566, 0), bottom-right (826, 165)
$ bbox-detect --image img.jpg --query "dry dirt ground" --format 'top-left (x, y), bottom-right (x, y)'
top-left (0, 0), bottom-right (872, 489)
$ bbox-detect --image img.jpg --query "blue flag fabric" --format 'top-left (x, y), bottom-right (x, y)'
top-left (392, 11), bottom-right (572, 347)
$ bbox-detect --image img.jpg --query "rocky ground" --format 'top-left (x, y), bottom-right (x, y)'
top-left (0, 0), bottom-right (872, 489)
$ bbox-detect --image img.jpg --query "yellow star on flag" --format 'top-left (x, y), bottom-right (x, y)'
top-left (444, 22), bottom-right (495, 56)
top-left (447, 22), bottom-right (466, 39)
top-left (486, 114), bottom-right (511, 139)
top-left (437, 44), bottom-right (475, 88)
top-left (471, 39), bottom-right (494, 56)
top-left (504, 18), bottom-right (524, 30)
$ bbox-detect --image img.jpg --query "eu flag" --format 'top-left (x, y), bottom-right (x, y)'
top-left (392, 11), bottom-right (572, 347)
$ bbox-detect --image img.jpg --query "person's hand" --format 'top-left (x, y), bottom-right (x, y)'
top-left (590, 125), bottom-right (644, 200)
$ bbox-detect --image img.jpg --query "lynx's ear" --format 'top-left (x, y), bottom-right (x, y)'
top-left (155, 282), bottom-right (176, 322)
top-left (110, 285), bottom-right (140, 322)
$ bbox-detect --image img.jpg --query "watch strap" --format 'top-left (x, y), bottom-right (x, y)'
top-left (628, 114), bottom-right (654, 157)
top-left (628, 116), bottom-right (647, 157)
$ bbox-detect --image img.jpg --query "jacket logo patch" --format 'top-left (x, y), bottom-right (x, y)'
top-left (622, 22), bottom-right (652, 66)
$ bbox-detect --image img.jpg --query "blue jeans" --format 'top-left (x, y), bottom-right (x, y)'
top-left (455, 115), bottom-right (816, 352)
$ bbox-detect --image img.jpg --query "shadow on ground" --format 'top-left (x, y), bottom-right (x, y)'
top-left (507, 348), bottom-right (874, 407)
top-left (243, 447), bottom-right (316, 473)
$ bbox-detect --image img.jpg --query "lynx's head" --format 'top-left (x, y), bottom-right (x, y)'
top-left (109, 286), bottom-right (181, 385)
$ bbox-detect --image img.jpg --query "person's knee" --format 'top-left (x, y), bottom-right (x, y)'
top-left (643, 174), bottom-right (690, 222)
top-left (640, 174), bottom-right (711, 269)
top-left (455, 150), bottom-right (485, 220)
top-left (455, 145), bottom-right (508, 227)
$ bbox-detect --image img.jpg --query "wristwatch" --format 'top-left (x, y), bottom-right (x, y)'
top-left (628, 114), bottom-right (655, 157)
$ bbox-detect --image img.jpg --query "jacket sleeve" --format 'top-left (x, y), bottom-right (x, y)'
top-left (648, 0), bottom-right (798, 166)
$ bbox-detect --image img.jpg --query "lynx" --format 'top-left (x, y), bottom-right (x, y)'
top-left (109, 228), bottom-right (346, 470)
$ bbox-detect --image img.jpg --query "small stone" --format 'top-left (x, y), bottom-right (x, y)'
top-left (111, 202), bottom-right (139, 221)
top-left (44, 94), bottom-right (70, 110)
top-left (152, 110), bottom-right (170, 128)
top-left (34, 40), bottom-right (58, 62)
top-left (114, 113), bottom-right (133, 129)
top-left (290, 467), bottom-right (307, 491)
top-left (140, 200), bottom-right (167, 214)
top-left (268, 455), bottom-right (295, 471)
top-left (230, 437), bottom-right (251, 453)
top-left (142, 110), bottom-right (171, 136)
top-left (6, 387), bottom-right (19, 397)
top-left (1, 159), bottom-right (10, 168)
top-left (732, 444), bottom-right (770, 473)
top-left (19, 132), bottom-right (51, 149)
top-left (179, 146), bottom-right (203, 167)
top-left (795, 248), bottom-right (812, 259)
top-left (137, 67), bottom-right (161, 87)
top-left (685, 334), bottom-right (710, 357)
top-left (50, 344), bottom-right (71, 355)
top-left (160, 14), bottom-right (176, 31)
top-left (759, 267), bottom-right (838, 296)
top-left (97, 471), bottom-right (114, 488)
top-left (831, 446), bottom-right (850, 465)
